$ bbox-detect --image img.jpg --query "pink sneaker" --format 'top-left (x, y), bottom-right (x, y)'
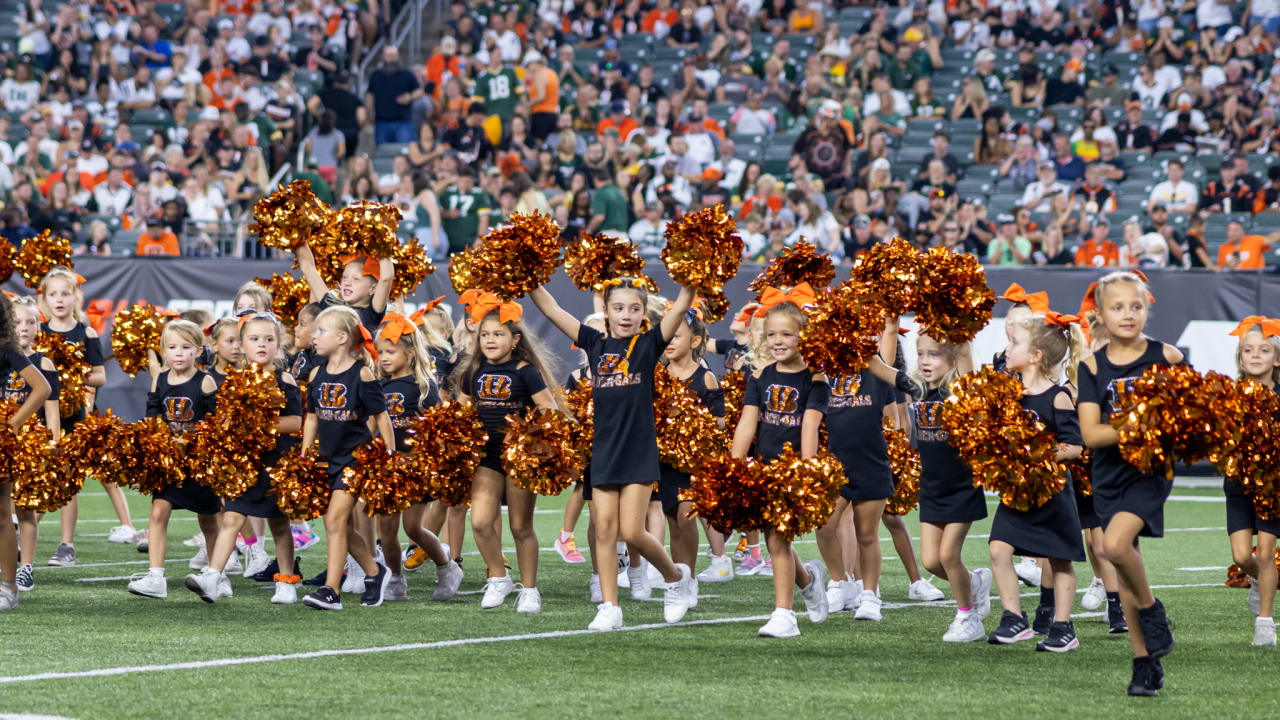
top-left (738, 555), bottom-right (764, 576)
top-left (554, 533), bottom-right (586, 563)
top-left (292, 523), bottom-right (320, 551)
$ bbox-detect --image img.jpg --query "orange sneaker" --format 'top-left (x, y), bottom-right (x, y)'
top-left (404, 547), bottom-right (429, 572)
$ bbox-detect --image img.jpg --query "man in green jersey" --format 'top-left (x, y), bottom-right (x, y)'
top-left (472, 52), bottom-right (522, 128)
top-left (440, 168), bottom-right (494, 252)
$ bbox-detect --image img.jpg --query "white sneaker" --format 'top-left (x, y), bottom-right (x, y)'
top-left (183, 532), bottom-right (205, 548)
top-left (127, 572), bottom-right (167, 599)
top-left (225, 551), bottom-right (243, 576)
top-left (433, 560), bottom-right (463, 601)
top-left (826, 579), bottom-right (850, 612)
top-left (1254, 617), bottom-right (1277, 647)
top-left (1014, 556), bottom-right (1042, 586)
top-left (0, 584), bottom-right (16, 611)
top-left (481, 574), bottom-right (516, 609)
top-left (627, 559), bottom-right (651, 601)
top-left (589, 602), bottom-right (623, 630)
top-left (244, 542), bottom-right (271, 578)
top-left (971, 568), bottom-right (993, 620)
top-left (1249, 581), bottom-right (1262, 617)
top-left (854, 590), bottom-right (883, 621)
top-left (689, 577), bottom-right (699, 609)
top-left (385, 574), bottom-right (408, 601)
top-left (516, 587), bottom-right (543, 614)
top-left (188, 546), bottom-right (209, 570)
top-left (646, 562), bottom-right (665, 586)
top-left (758, 607), bottom-right (800, 638)
top-left (697, 554), bottom-right (734, 583)
top-left (184, 568), bottom-right (221, 603)
top-left (107, 525), bottom-right (139, 543)
top-left (1081, 577), bottom-right (1106, 611)
top-left (942, 612), bottom-right (985, 642)
top-left (800, 561), bottom-right (829, 623)
top-left (271, 582), bottom-right (298, 604)
top-left (662, 563), bottom-right (693, 623)
top-left (340, 556), bottom-right (365, 594)
top-left (217, 573), bottom-right (233, 599)
top-left (909, 577), bottom-right (945, 601)
top-left (616, 550), bottom-right (630, 588)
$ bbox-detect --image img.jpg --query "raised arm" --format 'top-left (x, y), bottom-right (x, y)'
top-left (294, 243), bottom-right (330, 303)
top-left (371, 257), bottom-right (395, 312)
top-left (529, 285), bottom-right (582, 340)
top-left (659, 285), bottom-right (697, 341)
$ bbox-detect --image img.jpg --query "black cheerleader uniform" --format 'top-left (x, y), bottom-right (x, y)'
top-left (307, 360), bottom-right (388, 490)
top-left (289, 350), bottom-right (317, 388)
top-left (577, 325), bottom-right (669, 487)
top-left (826, 371), bottom-right (896, 502)
top-left (743, 363), bottom-right (828, 463)
top-left (988, 386), bottom-right (1086, 561)
top-left (712, 336), bottom-right (750, 373)
top-left (320, 294), bottom-right (384, 335)
top-left (382, 375), bottom-right (440, 453)
top-left (41, 321), bottom-right (102, 429)
top-left (911, 387), bottom-right (988, 525)
top-left (658, 367), bottom-right (725, 516)
top-left (147, 370), bottom-right (220, 515)
top-left (223, 370), bottom-right (303, 519)
top-left (428, 347), bottom-right (454, 389)
top-left (4, 350), bottom-right (60, 425)
top-left (1224, 383), bottom-right (1280, 537)
top-left (1076, 340), bottom-right (1175, 537)
top-left (464, 360), bottom-right (546, 473)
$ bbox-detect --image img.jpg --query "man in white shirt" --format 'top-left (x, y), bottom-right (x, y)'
top-left (226, 16), bottom-right (253, 64)
top-left (1147, 158), bottom-right (1198, 214)
top-left (1160, 93), bottom-right (1208, 133)
top-left (863, 73), bottom-right (911, 116)
top-left (728, 91), bottom-right (776, 137)
top-left (626, 116), bottom-right (670, 156)
top-left (654, 136), bottom-right (703, 179)
top-left (0, 62), bottom-right (41, 113)
top-left (147, 162), bottom-right (179, 203)
top-left (1132, 64), bottom-right (1165, 108)
top-left (1021, 163), bottom-right (1070, 213)
top-left (709, 138), bottom-right (747, 192)
top-left (1149, 47), bottom-right (1182, 99)
top-left (628, 202), bottom-right (667, 260)
top-left (92, 167), bottom-right (133, 215)
top-left (85, 80), bottom-right (121, 131)
top-left (249, 0), bottom-right (293, 43)
top-left (15, 117), bottom-right (60, 165)
top-left (484, 14), bottom-right (523, 63)
top-left (120, 65), bottom-right (157, 111)
top-left (647, 159), bottom-right (693, 215)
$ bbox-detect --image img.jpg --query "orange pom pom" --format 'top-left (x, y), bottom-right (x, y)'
top-left (254, 273), bottom-right (311, 328)
top-left (251, 179), bottom-right (331, 250)
top-left (565, 234), bottom-right (655, 293)
top-left (502, 407), bottom-right (581, 495)
top-left (848, 237), bottom-right (921, 317)
top-left (109, 303), bottom-right (168, 377)
top-left (914, 248), bottom-right (996, 344)
top-left (471, 212), bottom-right (563, 300)
top-left (798, 281), bottom-right (886, 378)
top-left (661, 203), bottom-right (743, 296)
top-left (883, 418), bottom-right (921, 516)
top-left (653, 364), bottom-right (727, 475)
top-left (15, 230), bottom-right (74, 288)
top-left (411, 402), bottom-right (488, 506)
top-left (748, 240), bottom-right (835, 295)
top-left (269, 450), bottom-right (331, 520)
top-left (686, 454), bottom-right (771, 535)
top-left (1111, 365), bottom-right (1241, 480)
top-left (32, 331), bottom-right (90, 419)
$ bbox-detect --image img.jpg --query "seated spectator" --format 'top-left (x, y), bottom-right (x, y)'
top-left (973, 109), bottom-right (1012, 167)
top-left (1119, 217), bottom-right (1169, 267)
top-left (1114, 101), bottom-right (1156, 153)
top-left (728, 91), bottom-right (777, 137)
top-left (1180, 215), bottom-right (1216, 269)
top-left (916, 131), bottom-right (959, 183)
top-left (1086, 65), bottom-right (1131, 107)
top-left (1044, 63), bottom-right (1087, 107)
top-left (1155, 112), bottom-right (1198, 152)
top-left (1034, 225), bottom-right (1075, 265)
top-left (792, 100), bottom-right (853, 190)
top-left (841, 213), bottom-right (879, 261)
top-left (1075, 219), bottom-right (1120, 267)
top-left (1148, 159), bottom-right (1199, 214)
top-left (628, 201), bottom-right (667, 260)
top-left (950, 76), bottom-right (991, 122)
top-left (1000, 136), bottom-right (1040, 191)
top-left (738, 210), bottom-right (767, 258)
top-left (1255, 166), bottom-right (1280, 214)
top-left (1201, 158), bottom-right (1257, 215)
top-left (753, 216), bottom-right (795, 263)
top-left (137, 215), bottom-right (180, 256)
top-left (78, 218), bottom-right (113, 256)
top-left (1074, 162), bottom-right (1116, 217)
top-left (786, 189), bottom-right (842, 259)
top-left (987, 213), bottom-right (1032, 266)
top-left (1021, 163), bottom-right (1070, 214)
top-left (1049, 132), bottom-right (1085, 183)
top-left (1218, 219), bottom-right (1273, 270)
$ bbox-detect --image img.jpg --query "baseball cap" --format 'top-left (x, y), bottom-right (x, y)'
top-left (199, 106), bottom-right (220, 122)
top-left (1151, 202), bottom-right (1167, 211)
top-left (439, 37), bottom-right (457, 54)
top-left (217, 18), bottom-right (234, 30)
top-left (145, 215), bottom-right (164, 227)
top-left (149, 161), bottom-right (167, 171)
top-left (853, 214), bottom-right (871, 228)
top-left (610, 99), bottom-right (626, 114)
top-left (1176, 93), bottom-right (1193, 108)
top-left (1103, 64), bottom-right (1119, 76)
top-left (903, 27), bottom-right (924, 42)
top-left (522, 51), bottom-right (545, 65)
top-left (818, 99), bottom-right (841, 119)
top-left (700, 167), bottom-right (724, 181)
top-left (997, 213), bottom-right (1016, 224)
top-left (975, 49), bottom-right (995, 64)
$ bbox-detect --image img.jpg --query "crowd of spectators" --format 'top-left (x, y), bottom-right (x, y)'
top-left (5, 0), bottom-right (1280, 269)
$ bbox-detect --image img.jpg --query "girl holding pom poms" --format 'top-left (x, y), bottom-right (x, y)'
top-left (299, 306), bottom-right (395, 611)
top-left (1076, 271), bottom-right (1183, 696)
top-left (731, 288), bottom-right (831, 638)
top-left (127, 321), bottom-right (221, 600)
top-left (0, 292), bottom-right (52, 611)
top-left (38, 266), bottom-right (136, 561)
top-left (454, 294), bottom-right (559, 614)
top-left (184, 313), bottom-right (305, 606)
top-left (295, 245), bottom-right (393, 334)
top-left (1225, 318), bottom-right (1280, 646)
top-left (530, 278), bottom-right (698, 631)
top-left (987, 309), bottom-right (1087, 652)
top-left (7, 296), bottom-right (61, 594)
top-left (204, 317), bottom-right (244, 385)
top-left (373, 313), bottom-right (463, 603)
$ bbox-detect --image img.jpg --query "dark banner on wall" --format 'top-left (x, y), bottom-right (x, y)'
top-left (3, 260), bottom-right (1265, 419)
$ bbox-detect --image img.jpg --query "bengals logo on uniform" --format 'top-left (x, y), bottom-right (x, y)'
top-left (291, 355), bottom-right (307, 377)
top-left (477, 374), bottom-right (512, 400)
top-left (765, 384), bottom-right (799, 414)
top-left (165, 397), bottom-right (194, 422)
top-left (385, 392), bottom-right (406, 417)
top-left (596, 353), bottom-right (624, 376)
top-left (319, 383), bottom-right (348, 410)
top-left (6, 372), bottom-right (24, 391)
top-left (830, 376), bottom-right (861, 396)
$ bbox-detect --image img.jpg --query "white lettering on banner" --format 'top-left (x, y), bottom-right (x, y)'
top-left (1176, 321), bottom-right (1241, 377)
top-left (161, 299), bottom-right (457, 321)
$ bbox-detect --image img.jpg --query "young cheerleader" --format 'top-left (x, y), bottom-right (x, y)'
top-left (552, 312), bottom-right (604, 569)
top-left (731, 289), bottom-right (830, 638)
top-left (373, 312), bottom-right (463, 602)
top-left (295, 245), bottom-right (394, 334)
top-left (38, 266), bottom-right (136, 560)
top-left (7, 297), bottom-right (61, 594)
top-left (1226, 317), bottom-right (1279, 646)
top-left (184, 313), bottom-right (305, 605)
top-left (1076, 271), bottom-right (1181, 696)
top-left (0, 293), bottom-right (53, 610)
top-left (455, 294), bottom-right (560, 613)
top-left (530, 278), bottom-right (697, 630)
top-left (987, 309), bottom-right (1086, 652)
top-left (127, 320), bottom-right (222, 600)
top-left (300, 306), bottom-right (395, 611)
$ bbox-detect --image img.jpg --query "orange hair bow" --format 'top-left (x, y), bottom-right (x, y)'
top-left (754, 283), bottom-right (816, 317)
top-left (1229, 316), bottom-right (1280, 338)
top-left (379, 313), bottom-right (419, 344)
top-left (356, 324), bottom-right (378, 357)
top-left (1000, 283), bottom-right (1050, 314)
top-left (339, 254), bottom-right (382, 280)
top-left (416, 295), bottom-right (445, 314)
top-left (1043, 310), bottom-right (1080, 329)
top-left (458, 288), bottom-right (484, 312)
top-left (601, 277), bottom-right (649, 290)
top-left (1078, 281), bottom-right (1099, 317)
top-left (237, 311), bottom-right (277, 334)
top-left (73, 273), bottom-right (87, 286)
top-left (467, 291), bottom-right (523, 325)
top-left (1, 290), bottom-right (14, 300)
top-left (733, 303), bottom-right (760, 326)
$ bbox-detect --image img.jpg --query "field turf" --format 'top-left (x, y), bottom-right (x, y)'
top-left (0, 482), bottom-right (1276, 719)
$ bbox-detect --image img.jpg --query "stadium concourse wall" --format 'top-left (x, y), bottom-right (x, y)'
top-left (3, 261), bottom-right (1271, 420)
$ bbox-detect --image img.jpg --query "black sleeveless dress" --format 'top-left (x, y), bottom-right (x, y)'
top-left (42, 321), bottom-right (102, 430)
top-left (744, 363), bottom-right (828, 463)
top-left (577, 325), bottom-right (669, 488)
top-left (307, 360), bottom-right (388, 490)
top-left (1224, 383), bottom-right (1280, 536)
top-left (464, 359), bottom-right (546, 473)
top-left (826, 370), bottom-right (895, 502)
top-left (657, 366), bottom-right (725, 515)
top-left (147, 370), bottom-right (220, 514)
top-left (912, 387), bottom-right (988, 525)
top-left (224, 370), bottom-right (303, 518)
top-left (4, 350), bottom-right (60, 426)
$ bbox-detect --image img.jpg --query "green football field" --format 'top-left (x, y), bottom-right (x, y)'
top-left (0, 482), bottom-right (1275, 719)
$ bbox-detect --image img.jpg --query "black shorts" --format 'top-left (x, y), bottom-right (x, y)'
top-left (1226, 491), bottom-right (1280, 536)
top-left (658, 465), bottom-right (690, 517)
top-left (530, 112), bottom-right (557, 141)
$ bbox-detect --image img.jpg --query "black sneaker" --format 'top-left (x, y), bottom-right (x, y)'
top-left (1138, 598), bottom-right (1174, 659)
top-left (1108, 599), bottom-right (1129, 634)
top-left (302, 568), bottom-right (336, 587)
top-left (988, 610), bottom-right (1033, 644)
top-left (360, 563), bottom-right (390, 607)
top-left (1126, 657), bottom-right (1159, 697)
top-left (1152, 658), bottom-right (1164, 690)
top-left (302, 585), bottom-right (343, 610)
top-left (15, 564), bottom-right (33, 592)
top-left (1035, 621), bottom-right (1079, 653)
top-left (252, 557), bottom-right (302, 582)
top-left (1032, 605), bottom-right (1053, 635)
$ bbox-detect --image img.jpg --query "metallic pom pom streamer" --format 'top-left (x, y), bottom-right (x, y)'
top-left (0, 239), bottom-right (15, 284)
top-left (798, 281), bottom-right (887, 378)
top-left (699, 290), bottom-right (732, 323)
top-left (848, 237), bottom-right (921, 317)
top-left (187, 364), bottom-right (285, 499)
top-left (748, 240), bottom-right (835, 296)
top-left (1226, 546), bottom-right (1280, 587)
top-left (411, 402), bottom-right (488, 506)
top-left (721, 370), bottom-right (746, 433)
top-left (110, 303), bottom-right (168, 377)
top-left (269, 451), bottom-right (331, 520)
top-left (883, 418), bottom-right (921, 516)
top-left (250, 180), bottom-right (331, 250)
top-left (661, 204), bottom-right (743, 299)
top-left (686, 454), bottom-right (771, 535)
top-left (1216, 380), bottom-right (1280, 518)
top-left (914, 248), bottom-right (996, 345)
top-left (1067, 449), bottom-right (1093, 497)
top-left (322, 200), bottom-right (402, 260)
top-left (762, 446), bottom-right (845, 542)
top-left (470, 212), bottom-right (564, 300)
top-left (255, 273), bottom-right (311, 328)
top-left (15, 230), bottom-right (74, 288)
top-left (502, 407), bottom-right (581, 495)
top-left (10, 423), bottom-right (81, 512)
top-left (564, 377), bottom-right (593, 467)
top-left (59, 411), bottom-right (127, 488)
top-left (653, 364), bottom-right (726, 475)
top-left (115, 416), bottom-right (189, 496)
top-left (344, 438), bottom-right (424, 515)
top-left (391, 237), bottom-right (436, 297)
top-left (448, 247), bottom-right (480, 294)
top-left (941, 367), bottom-right (1066, 511)
top-left (1111, 365), bottom-right (1242, 480)
top-left (565, 234), bottom-right (656, 293)
top-left (32, 331), bottom-right (90, 419)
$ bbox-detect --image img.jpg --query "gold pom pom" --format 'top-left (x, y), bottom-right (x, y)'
top-left (322, 200), bottom-right (403, 260)
top-left (187, 363), bottom-right (286, 499)
top-left (269, 451), bottom-right (331, 520)
top-left (686, 454), bottom-right (771, 535)
top-left (254, 273), bottom-right (311, 328)
top-left (1216, 380), bottom-right (1280, 518)
top-left (883, 418), bottom-right (921, 515)
top-left (761, 445), bottom-right (846, 541)
top-left (661, 203), bottom-right (744, 296)
top-left (798, 281), bottom-right (886, 378)
top-left (344, 438), bottom-right (425, 515)
top-left (10, 423), bottom-right (80, 512)
top-left (502, 407), bottom-right (581, 495)
top-left (1067, 449), bottom-right (1093, 497)
top-left (0, 239), bottom-right (15, 284)
top-left (109, 303), bottom-right (168, 377)
top-left (411, 402), bottom-right (488, 506)
top-left (1226, 545), bottom-right (1280, 586)
top-left (653, 364), bottom-right (727, 475)
top-left (250, 180), bottom-right (331, 250)
top-left (564, 377), bottom-right (593, 468)
top-left (391, 237), bottom-right (436, 297)
top-left (32, 331), bottom-right (90, 419)
top-left (565, 234), bottom-right (655, 292)
top-left (748, 240), bottom-right (835, 295)
top-left (721, 370), bottom-right (746, 434)
top-left (848, 237), bottom-right (921, 317)
top-left (914, 248), bottom-right (996, 344)
top-left (59, 411), bottom-right (127, 489)
top-left (1111, 365), bottom-right (1242, 480)
top-left (15, 231), bottom-right (74, 289)
top-left (115, 416), bottom-right (189, 496)
top-left (471, 212), bottom-right (564, 300)
top-left (448, 247), bottom-right (480, 294)
top-left (941, 367), bottom-right (1066, 511)
top-left (698, 290), bottom-right (732, 323)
